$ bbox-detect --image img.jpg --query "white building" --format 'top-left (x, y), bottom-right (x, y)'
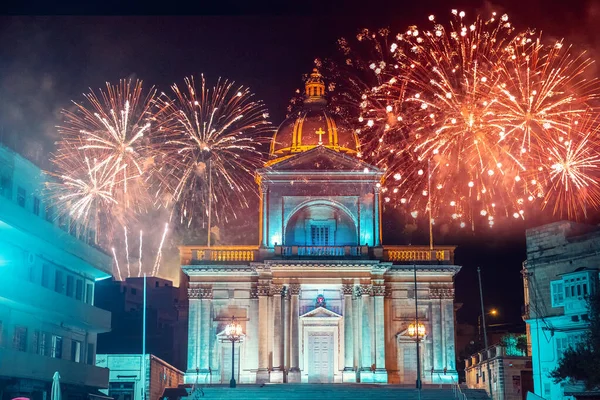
top-left (180, 70), bottom-right (461, 386)
top-left (523, 221), bottom-right (600, 399)
top-left (0, 144), bottom-right (113, 400)
top-left (96, 354), bottom-right (184, 400)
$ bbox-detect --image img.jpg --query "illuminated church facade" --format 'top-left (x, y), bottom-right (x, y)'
top-left (180, 70), bottom-right (460, 385)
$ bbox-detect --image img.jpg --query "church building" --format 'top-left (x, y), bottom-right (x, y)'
top-left (180, 69), bottom-right (461, 385)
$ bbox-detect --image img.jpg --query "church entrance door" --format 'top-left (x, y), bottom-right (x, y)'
top-left (307, 332), bottom-right (334, 383)
top-left (220, 343), bottom-right (240, 384)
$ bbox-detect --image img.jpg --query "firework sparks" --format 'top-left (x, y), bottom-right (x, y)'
top-left (56, 79), bottom-right (157, 227)
top-left (152, 223), bottom-right (169, 276)
top-left (347, 10), bottom-right (600, 224)
top-left (531, 114), bottom-right (600, 219)
top-left (153, 75), bottom-right (272, 227)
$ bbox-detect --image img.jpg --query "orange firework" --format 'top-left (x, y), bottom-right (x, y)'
top-left (351, 10), bottom-right (600, 225)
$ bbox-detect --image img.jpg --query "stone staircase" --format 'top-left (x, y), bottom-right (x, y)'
top-left (184, 384), bottom-right (491, 400)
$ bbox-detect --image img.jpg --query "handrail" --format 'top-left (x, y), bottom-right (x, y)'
top-left (449, 375), bottom-right (467, 400)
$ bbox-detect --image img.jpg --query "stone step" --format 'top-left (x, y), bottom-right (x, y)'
top-left (463, 388), bottom-right (491, 400)
top-left (183, 384), bottom-right (461, 400)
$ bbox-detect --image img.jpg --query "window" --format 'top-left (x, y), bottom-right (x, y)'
top-left (85, 283), bottom-right (93, 304)
top-left (310, 225), bottom-right (330, 246)
top-left (131, 288), bottom-right (137, 295)
top-left (17, 186), bottom-right (26, 207)
top-left (87, 343), bottom-right (95, 364)
top-left (34, 331), bottom-right (49, 356)
top-left (71, 340), bottom-right (81, 362)
top-left (33, 196), bottom-right (40, 216)
top-left (76, 279), bottom-right (83, 300)
top-left (55, 270), bottom-right (64, 294)
top-left (13, 326), bottom-right (27, 352)
top-left (556, 337), bottom-right (569, 358)
top-left (51, 335), bottom-right (63, 358)
top-left (66, 275), bottom-right (74, 297)
top-left (0, 174), bottom-right (12, 200)
top-left (551, 281), bottom-right (565, 307)
top-left (41, 264), bottom-right (50, 288)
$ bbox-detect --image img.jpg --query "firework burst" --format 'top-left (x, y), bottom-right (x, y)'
top-left (57, 79), bottom-right (157, 218)
top-left (153, 75), bottom-right (272, 228)
top-left (348, 10), bottom-right (600, 224)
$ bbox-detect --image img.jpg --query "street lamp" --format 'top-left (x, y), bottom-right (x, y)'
top-left (407, 322), bottom-right (426, 389)
top-left (224, 317), bottom-right (244, 388)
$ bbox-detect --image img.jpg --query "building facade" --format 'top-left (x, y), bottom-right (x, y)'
top-left (523, 221), bottom-right (600, 399)
top-left (96, 276), bottom-right (189, 371)
top-left (465, 342), bottom-right (533, 400)
top-left (181, 70), bottom-right (461, 385)
top-left (96, 354), bottom-right (184, 400)
top-left (0, 144), bottom-right (113, 400)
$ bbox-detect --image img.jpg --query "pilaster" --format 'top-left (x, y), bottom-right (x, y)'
top-left (270, 284), bottom-right (284, 383)
top-left (186, 287), bottom-right (201, 375)
top-left (359, 284), bottom-right (374, 383)
top-left (342, 283), bottom-right (356, 382)
top-left (372, 283), bottom-right (388, 383)
top-left (257, 282), bottom-right (270, 383)
top-left (288, 283), bottom-right (301, 383)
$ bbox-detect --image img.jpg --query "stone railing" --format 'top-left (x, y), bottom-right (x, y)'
top-left (180, 246), bottom-right (259, 264)
top-left (382, 245), bottom-right (454, 264)
top-left (277, 245), bottom-right (366, 257)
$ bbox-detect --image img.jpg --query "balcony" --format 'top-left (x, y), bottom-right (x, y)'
top-left (180, 244), bottom-right (455, 265)
top-left (0, 347), bottom-right (109, 388)
top-left (0, 274), bottom-right (111, 333)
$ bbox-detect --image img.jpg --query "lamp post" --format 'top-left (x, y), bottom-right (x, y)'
top-left (224, 317), bottom-right (244, 388)
top-left (408, 322), bottom-right (426, 389)
top-left (477, 267), bottom-right (493, 400)
top-left (478, 309), bottom-right (498, 345)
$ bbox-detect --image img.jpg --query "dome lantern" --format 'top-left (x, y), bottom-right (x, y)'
top-left (304, 68), bottom-right (326, 105)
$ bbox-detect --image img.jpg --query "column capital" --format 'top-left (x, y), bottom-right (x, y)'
top-left (359, 284), bottom-right (372, 296)
top-left (257, 283), bottom-right (271, 297)
top-left (372, 285), bottom-right (386, 296)
top-left (188, 286), bottom-right (213, 299)
top-left (430, 287), bottom-right (455, 299)
top-left (270, 284), bottom-right (284, 296)
top-left (342, 283), bottom-right (354, 296)
top-left (288, 283), bottom-right (301, 295)
top-left (250, 287), bottom-right (259, 299)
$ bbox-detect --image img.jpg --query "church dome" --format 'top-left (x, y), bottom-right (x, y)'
top-left (269, 69), bottom-right (359, 159)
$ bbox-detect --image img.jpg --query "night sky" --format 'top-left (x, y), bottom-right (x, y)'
top-left (1, 0), bottom-right (599, 328)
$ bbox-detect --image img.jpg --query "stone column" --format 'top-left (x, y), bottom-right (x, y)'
top-left (288, 283), bottom-right (301, 382)
top-left (431, 290), bottom-right (443, 373)
top-left (372, 283), bottom-right (388, 382)
top-left (359, 284), bottom-right (373, 382)
top-left (342, 284), bottom-right (356, 382)
top-left (186, 288), bottom-right (201, 377)
top-left (271, 284), bottom-right (284, 382)
top-left (443, 296), bottom-right (457, 372)
top-left (260, 183), bottom-right (268, 247)
top-left (283, 288), bottom-right (290, 378)
top-left (256, 283), bottom-right (271, 383)
top-left (199, 286), bottom-right (213, 380)
top-left (373, 185), bottom-right (381, 246)
top-left (247, 288), bottom-right (259, 381)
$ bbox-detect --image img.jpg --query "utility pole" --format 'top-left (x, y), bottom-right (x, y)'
top-left (414, 264), bottom-right (422, 391)
top-left (477, 267), bottom-right (493, 399)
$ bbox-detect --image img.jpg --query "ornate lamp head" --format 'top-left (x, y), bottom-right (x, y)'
top-left (225, 317), bottom-right (244, 341)
top-left (408, 323), bottom-right (426, 338)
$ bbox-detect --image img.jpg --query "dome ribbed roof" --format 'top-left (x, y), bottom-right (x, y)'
top-left (269, 69), bottom-right (359, 160)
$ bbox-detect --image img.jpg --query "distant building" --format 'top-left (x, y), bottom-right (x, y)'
top-left (0, 144), bottom-right (112, 400)
top-left (523, 221), bottom-right (600, 399)
top-left (96, 354), bottom-right (184, 400)
top-left (95, 275), bottom-right (188, 371)
top-left (465, 341), bottom-right (533, 400)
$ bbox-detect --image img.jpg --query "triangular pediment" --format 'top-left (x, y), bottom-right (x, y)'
top-left (259, 146), bottom-right (381, 174)
top-left (300, 306), bottom-right (342, 318)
